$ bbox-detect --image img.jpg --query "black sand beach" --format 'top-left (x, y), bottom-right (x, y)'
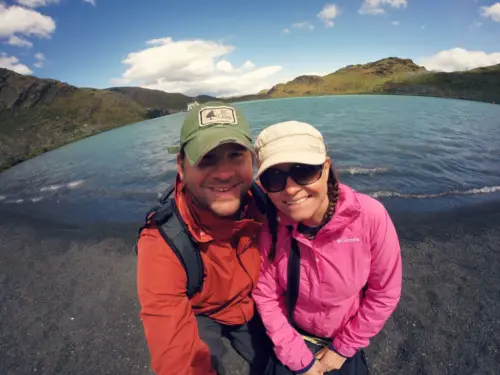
top-left (1, 200), bottom-right (499, 375)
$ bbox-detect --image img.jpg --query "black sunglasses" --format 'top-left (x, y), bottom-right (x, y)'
top-left (259, 163), bottom-right (324, 193)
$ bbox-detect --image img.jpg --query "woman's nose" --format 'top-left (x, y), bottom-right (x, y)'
top-left (283, 176), bottom-right (302, 195)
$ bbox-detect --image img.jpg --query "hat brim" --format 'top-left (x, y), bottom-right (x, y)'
top-left (184, 127), bottom-right (254, 166)
top-left (255, 151), bottom-right (327, 179)
top-left (167, 145), bottom-right (181, 154)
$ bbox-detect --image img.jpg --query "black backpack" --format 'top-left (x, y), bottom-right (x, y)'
top-left (135, 182), bottom-right (271, 298)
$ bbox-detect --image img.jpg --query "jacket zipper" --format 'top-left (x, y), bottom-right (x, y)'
top-left (236, 236), bottom-right (256, 321)
top-left (236, 236), bottom-right (256, 292)
top-left (200, 236), bottom-right (256, 318)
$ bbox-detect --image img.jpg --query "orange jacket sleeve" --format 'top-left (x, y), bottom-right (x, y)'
top-left (136, 226), bottom-right (216, 375)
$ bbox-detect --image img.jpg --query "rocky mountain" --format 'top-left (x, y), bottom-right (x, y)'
top-left (0, 68), bottom-right (215, 171)
top-left (331, 57), bottom-right (426, 77)
top-left (241, 57), bottom-right (499, 104)
top-left (260, 57), bottom-right (428, 97)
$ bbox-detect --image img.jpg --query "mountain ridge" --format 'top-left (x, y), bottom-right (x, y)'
top-left (233, 57), bottom-right (499, 103)
top-left (0, 68), bottom-right (216, 171)
top-left (1, 57), bottom-right (499, 172)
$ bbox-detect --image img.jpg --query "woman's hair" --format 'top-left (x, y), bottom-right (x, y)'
top-left (266, 164), bottom-right (340, 262)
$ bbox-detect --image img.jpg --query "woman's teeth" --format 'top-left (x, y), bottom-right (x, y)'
top-left (285, 197), bottom-right (308, 205)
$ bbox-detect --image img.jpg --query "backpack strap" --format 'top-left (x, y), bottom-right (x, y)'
top-left (135, 185), bottom-right (204, 299)
top-left (285, 226), bottom-right (301, 325)
top-left (158, 184), bottom-right (175, 206)
top-left (155, 198), bottom-right (204, 299)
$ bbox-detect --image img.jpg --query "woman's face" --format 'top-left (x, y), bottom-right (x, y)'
top-left (261, 158), bottom-right (331, 226)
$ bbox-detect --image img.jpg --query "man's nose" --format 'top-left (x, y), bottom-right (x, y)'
top-left (212, 159), bottom-right (236, 180)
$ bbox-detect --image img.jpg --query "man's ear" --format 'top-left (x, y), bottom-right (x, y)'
top-left (176, 153), bottom-right (184, 181)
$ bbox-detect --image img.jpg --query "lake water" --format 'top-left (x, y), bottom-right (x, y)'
top-left (1, 95), bottom-right (499, 225)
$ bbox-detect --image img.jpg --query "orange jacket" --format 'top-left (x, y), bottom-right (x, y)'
top-left (136, 177), bottom-right (264, 375)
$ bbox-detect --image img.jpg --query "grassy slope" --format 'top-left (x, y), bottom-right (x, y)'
top-left (106, 87), bottom-right (218, 113)
top-left (0, 69), bottom-right (218, 172)
top-left (252, 58), bottom-right (500, 105)
top-left (0, 87), bottom-right (146, 172)
top-left (107, 87), bottom-right (191, 112)
top-left (263, 58), bottom-right (426, 97)
top-left (378, 64), bottom-right (500, 103)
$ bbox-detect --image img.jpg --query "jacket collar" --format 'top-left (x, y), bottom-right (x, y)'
top-left (277, 183), bottom-right (361, 241)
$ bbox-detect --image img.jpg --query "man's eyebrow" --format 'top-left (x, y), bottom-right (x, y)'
top-left (201, 152), bottom-right (216, 159)
top-left (230, 144), bottom-right (248, 152)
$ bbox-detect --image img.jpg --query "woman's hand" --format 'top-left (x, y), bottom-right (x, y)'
top-left (315, 347), bottom-right (346, 372)
top-left (301, 359), bottom-right (325, 375)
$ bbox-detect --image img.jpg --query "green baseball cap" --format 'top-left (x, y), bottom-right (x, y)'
top-left (167, 101), bottom-right (254, 166)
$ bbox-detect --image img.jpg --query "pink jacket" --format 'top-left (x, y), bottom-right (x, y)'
top-left (253, 183), bottom-right (402, 373)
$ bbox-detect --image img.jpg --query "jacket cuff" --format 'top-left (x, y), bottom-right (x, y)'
top-left (295, 358), bottom-right (316, 374)
top-left (331, 338), bottom-right (357, 358)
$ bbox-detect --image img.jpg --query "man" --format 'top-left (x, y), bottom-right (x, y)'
top-left (136, 102), bottom-right (285, 375)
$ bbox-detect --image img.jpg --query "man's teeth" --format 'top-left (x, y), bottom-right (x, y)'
top-left (212, 187), bottom-right (231, 192)
top-left (286, 197), bottom-right (308, 205)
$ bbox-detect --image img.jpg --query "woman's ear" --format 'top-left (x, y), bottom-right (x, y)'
top-left (324, 156), bottom-right (332, 170)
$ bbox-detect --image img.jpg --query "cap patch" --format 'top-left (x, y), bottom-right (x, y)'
top-left (199, 106), bottom-right (238, 127)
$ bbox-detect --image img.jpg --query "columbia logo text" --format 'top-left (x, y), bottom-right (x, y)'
top-left (337, 237), bottom-right (360, 243)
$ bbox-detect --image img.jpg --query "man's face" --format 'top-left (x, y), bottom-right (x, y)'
top-left (177, 143), bottom-right (254, 218)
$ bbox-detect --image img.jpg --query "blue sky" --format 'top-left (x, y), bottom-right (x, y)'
top-left (1, 0), bottom-right (499, 96)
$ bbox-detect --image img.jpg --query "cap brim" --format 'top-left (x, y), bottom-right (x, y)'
top-left (255, 151), bottom-right (326, 179)
top-left (167, 145), bottom-right (181, 154)
top-left (184, 127), bottom-right (254, 166)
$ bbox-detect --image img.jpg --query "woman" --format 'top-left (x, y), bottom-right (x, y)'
top-left (252, 121), bottom-right (402, 375)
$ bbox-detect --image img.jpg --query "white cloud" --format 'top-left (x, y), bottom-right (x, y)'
top-left (421, 24), bottom-right (426, 30)
top-left (359, 0), bottom-right (407, 15)
top-left (282, 28), bottom-right (290, 34)
top-left (34, 52), bottom-right (47, 68)
top-left (216, 60), bottom-right (233, 73)
top-left (317, 4), bottom-right (339, 27)
top-left (480, 3), bottom-right (500, 22)
top-left (83, 0), bottom-right (96, 5)
top-left (419, 48), bottom-right (500, 72)
top-left (0, 4), bottom-right (56, 39)
top-left (16, 0), bottom-right (60, 8)
top-left (112, 37), bottom-right (283, 97)
top-left (292, 21), bottom-right (315, 30)
top-left (7, 35), bottom-right (33, 48)
top-left (241, 60), bottom-right (255, 70)
top-left (392, 20), bottom-right (400, 26)
top-left (0, 53), bottom-right (32, 74)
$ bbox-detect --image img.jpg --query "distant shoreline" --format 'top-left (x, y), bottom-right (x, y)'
top-left (2, 93), bottom-right (498, 174)
top-left (230, 91), bottom-right (499, 106)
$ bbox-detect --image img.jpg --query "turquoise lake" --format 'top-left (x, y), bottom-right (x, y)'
top-left (1, 95), bottom-right (499, 224)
